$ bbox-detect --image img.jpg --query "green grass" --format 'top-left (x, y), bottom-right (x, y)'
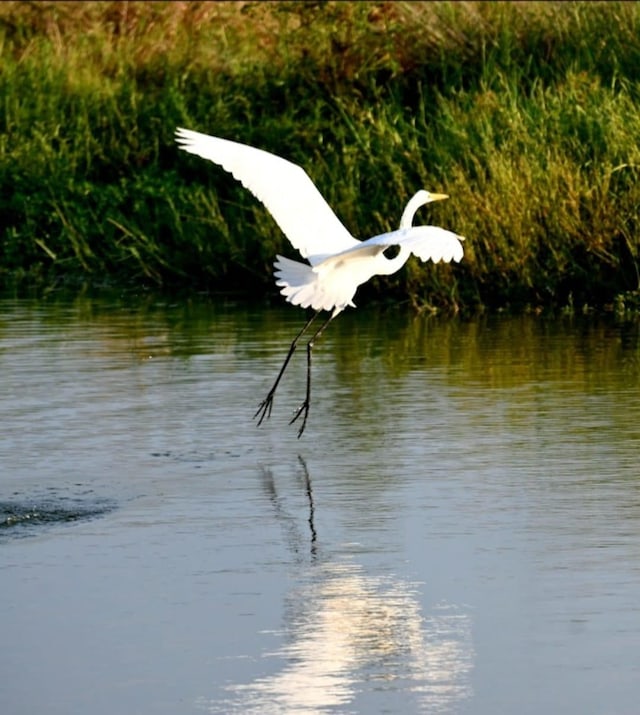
top-left (1, 1), bottom-right (640, 313)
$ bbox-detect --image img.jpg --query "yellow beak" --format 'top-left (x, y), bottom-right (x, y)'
top-left (428, 192), bottom-right (449, 202)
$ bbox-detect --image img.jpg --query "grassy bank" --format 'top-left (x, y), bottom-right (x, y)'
top-left (1, 1), bottom-right (639, 312)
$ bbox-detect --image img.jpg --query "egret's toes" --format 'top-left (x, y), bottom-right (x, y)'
top-left (289, 400), bottom-right (310, 438)
top-left (254, 394), bottom-right (275, 426)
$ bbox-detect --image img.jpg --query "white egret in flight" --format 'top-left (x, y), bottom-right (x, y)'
top-left (175, 127), bottom-right (465, 437)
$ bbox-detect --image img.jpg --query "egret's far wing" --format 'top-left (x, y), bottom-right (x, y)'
top-left (176, 128), bottom-right (359, 263)
top-left (326, 225), bottom-right (465, 265)
top-left (396, 225), bottom-right (465, 263)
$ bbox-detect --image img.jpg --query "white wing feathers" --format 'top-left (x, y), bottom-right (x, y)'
top-left (175, 127), bottom-right (359, 263)
top-left (322, 225), bottom-right (465, 266)
top-left (393, 225), bottom-right (465, 263)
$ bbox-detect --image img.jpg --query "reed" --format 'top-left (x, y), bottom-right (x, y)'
top-left (1, 1), bottom-right (639, 312)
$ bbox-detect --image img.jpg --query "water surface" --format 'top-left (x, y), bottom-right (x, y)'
top-left (1, 294), bottom-right (639, 714)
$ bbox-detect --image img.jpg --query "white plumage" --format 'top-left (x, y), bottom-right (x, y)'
top-left (175, 127), bottom-right (466, 436)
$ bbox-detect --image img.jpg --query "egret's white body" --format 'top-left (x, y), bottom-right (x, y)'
top-left (175, 127), bottom-right (465, 436)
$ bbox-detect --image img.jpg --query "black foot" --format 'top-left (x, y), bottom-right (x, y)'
top-left (254, 393), bottom-right (275, 426)
top-left (289, 400), bottom-right (310, 438)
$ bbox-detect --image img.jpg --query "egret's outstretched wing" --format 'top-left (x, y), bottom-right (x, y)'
top-left (392, 225), bottom-right (465, 263)
top-left (175, 128), bottom-right (359, 264)
top-left (318, 225), bottom-right (465, 267)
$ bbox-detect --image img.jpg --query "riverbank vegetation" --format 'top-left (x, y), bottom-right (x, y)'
top-left (1, 1), bottom-right (639, 313)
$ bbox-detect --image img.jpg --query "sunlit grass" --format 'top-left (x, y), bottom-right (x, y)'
top-left (1, 1), bottom-right (639, 311)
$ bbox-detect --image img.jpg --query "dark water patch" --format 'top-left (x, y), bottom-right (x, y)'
top-left (0, 496), bottom-right (115, 540)
top-left (150, 449), bottom-right (248, 463)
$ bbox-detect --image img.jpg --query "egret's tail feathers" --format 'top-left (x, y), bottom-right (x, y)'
top-left (274, 255), bottom-right (320, 310)
top-left (274, 255), bottom-right (346, 312)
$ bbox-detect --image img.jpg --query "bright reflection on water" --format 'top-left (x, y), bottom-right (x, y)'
top-left (1, 293), bottom-right (639, 715)
top-left (212, 461), bottom-right (474, 715)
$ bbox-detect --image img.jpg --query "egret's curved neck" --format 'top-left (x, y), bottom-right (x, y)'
top-left (378, 191), bottom-right (431, 276)
top-left (400, 191), bottom-right (430, 229)
top-left (377, 191), bottom-right (432, 276)
top-left (377, 245), bottom-right (411, 276)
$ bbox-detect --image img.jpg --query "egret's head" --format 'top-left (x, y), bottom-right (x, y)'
top-left (400, 190), bottom-right (449, 229)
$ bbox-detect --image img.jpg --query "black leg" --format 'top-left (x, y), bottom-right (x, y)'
top-left (254, 310), bottom-right (321, 427)
top-left (289, 311), bottom-right (336, 438)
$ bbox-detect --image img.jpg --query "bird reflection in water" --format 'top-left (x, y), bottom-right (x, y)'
top-left (204, 457), bottom-right (474, 714)
top-left (260, 456), bottom-right (318, 560)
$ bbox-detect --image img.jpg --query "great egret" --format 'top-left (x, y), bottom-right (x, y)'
top-left (175, 127), bottom-right (465, 437)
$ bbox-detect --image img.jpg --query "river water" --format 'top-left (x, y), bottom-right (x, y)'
top-left (1, 293), bottom-right (639, 715)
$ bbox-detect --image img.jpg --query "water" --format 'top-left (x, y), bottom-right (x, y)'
top-left (1, 293), bottom-right (639, 715)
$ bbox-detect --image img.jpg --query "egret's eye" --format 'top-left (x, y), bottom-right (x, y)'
top-left (383, 245), bottom-right (401, 260)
